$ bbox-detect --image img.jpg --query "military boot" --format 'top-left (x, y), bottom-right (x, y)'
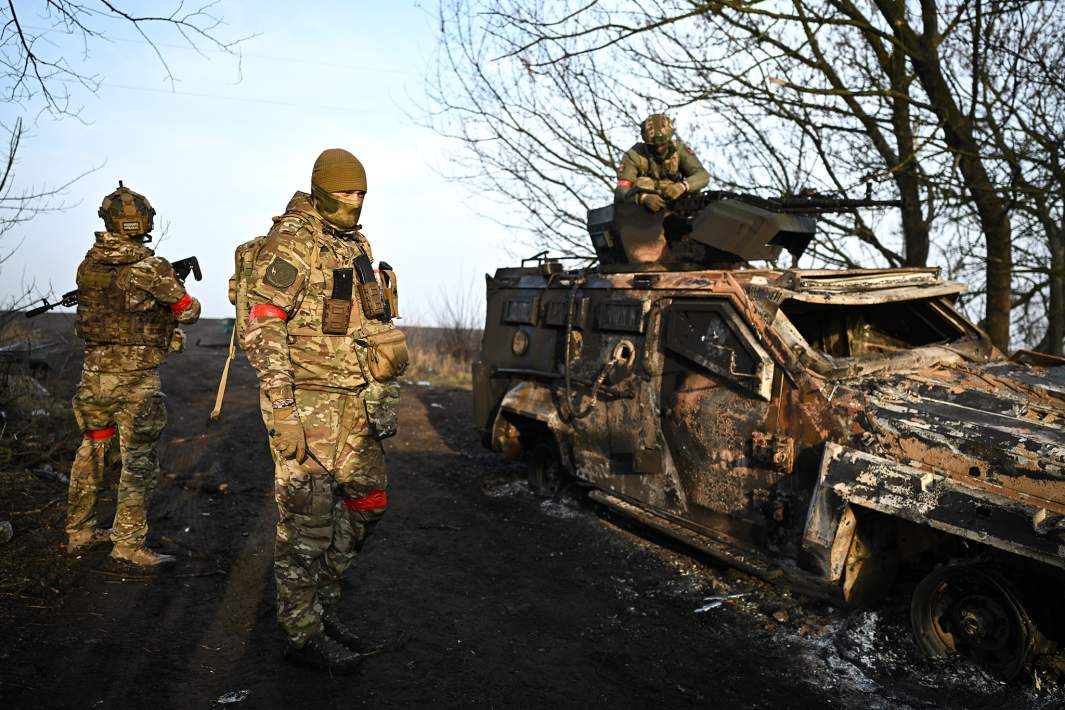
top-left (284, 632), bottom-right (363, 674)
top-left (66, 527), bottom-right (111, 554)
top-left (110, 545), bottom-right (176, 568)
top-left (322, 607), bottom-right (363, 651)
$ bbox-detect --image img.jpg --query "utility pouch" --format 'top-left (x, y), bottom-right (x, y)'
top-left (322, 268), bottom-right (354, 335)
top-left (358, 321), bottom-right (409, 382)
top-left (354, 253), bottom-right (385, 320)
top-left (363, 381), bottom-right (400, 440)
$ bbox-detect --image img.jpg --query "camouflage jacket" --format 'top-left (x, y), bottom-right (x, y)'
top-left (79, 232), bottom-right (201, 373)
top-left (614, 138), bottom-right (710, 204)
top-left (243, 191), bottom-right (377, 395)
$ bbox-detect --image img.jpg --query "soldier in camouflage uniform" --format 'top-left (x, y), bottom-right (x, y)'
top-left (243, 148), bottom-right (400, 673)
top-left (613, 114), bottom-right (711, 262)
top-left (614, 113), bottom-right (710, 210)
top-left (66, 182), bottom-right (201, 567)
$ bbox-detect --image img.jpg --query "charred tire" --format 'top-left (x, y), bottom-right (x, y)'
top-left (526, 441), bottom-right (564, 498)
top-left (910, 563), bottom-right (1038, 681)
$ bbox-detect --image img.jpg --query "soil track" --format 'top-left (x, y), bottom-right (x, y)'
top-left (0, 319), bottom-right (1061, 709)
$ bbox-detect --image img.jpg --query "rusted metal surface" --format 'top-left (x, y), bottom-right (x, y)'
top-left (473, 198), bottom-right (1065, 676)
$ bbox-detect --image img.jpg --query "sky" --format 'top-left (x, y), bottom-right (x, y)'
top-left (2, 1), bottom-right (517, 325)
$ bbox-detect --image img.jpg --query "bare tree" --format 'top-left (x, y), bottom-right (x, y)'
top-left (0, 1), bottom-right (247, 311)
top-left (431, 0), bottom-right (1064, 351)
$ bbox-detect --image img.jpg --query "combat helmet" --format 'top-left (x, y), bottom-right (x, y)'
top-left (98, 181), bottom-right (155, 239)
top-left (640, 114), bottom-right (674, 146)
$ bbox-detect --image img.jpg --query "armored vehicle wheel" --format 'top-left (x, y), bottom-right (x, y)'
top-left (526, 441), bottom-right (564, 498)
top-left (910, 563), bottom-right (1036, 680)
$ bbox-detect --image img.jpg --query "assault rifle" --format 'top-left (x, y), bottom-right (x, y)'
top-left (24, 255), bottom-right (202, 318)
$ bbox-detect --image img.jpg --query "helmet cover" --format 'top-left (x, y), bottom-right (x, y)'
top-left (98, 181), bottom-right (155, 237)
top-left (640, 114), bottom-right (674, 146)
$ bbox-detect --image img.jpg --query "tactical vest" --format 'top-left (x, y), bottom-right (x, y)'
top-left (634, 143), bottom-right (681, 181)
top-left (75, 258), bottom-right (175, 348)
top-left (281, 210), bottom-right (407, 390)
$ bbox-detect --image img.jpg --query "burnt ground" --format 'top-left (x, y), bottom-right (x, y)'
top-left (1, 319), bottom-right (1063, 710)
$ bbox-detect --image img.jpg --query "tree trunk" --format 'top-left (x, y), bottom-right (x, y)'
top-left (879, 1), bottom-right (1013, 349)
top-left (1046, 230), bottom-right (1065, 356)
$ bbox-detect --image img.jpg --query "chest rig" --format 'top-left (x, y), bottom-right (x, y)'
top-left (637, 143), bottom-right (681, 181)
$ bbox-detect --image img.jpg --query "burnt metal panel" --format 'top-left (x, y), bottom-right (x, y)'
top-left (809, 442), bottom-right (1065, 571)
top-left (596, 301), bottom-right (646, 333)
top-left (503, 297), bottom-right (540, 325)
top-left (542, 297), bottom-right (589, 329)
top-left (663, 300), bottom-right (774, 400)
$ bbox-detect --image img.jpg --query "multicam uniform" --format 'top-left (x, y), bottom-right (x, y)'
top-left (243, 191), bottom-right (390, 647)
top-left (613, 137), bottom-right (710, 205)
top-left (66, 231), bottom-right (200, 548)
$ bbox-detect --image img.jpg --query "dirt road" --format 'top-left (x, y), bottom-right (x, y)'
top-left (0, 320), bottom-right (1060, 709)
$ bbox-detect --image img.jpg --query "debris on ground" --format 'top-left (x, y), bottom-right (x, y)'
top-left (0, 519), bottom-right (13, 544)
top-left (694, 593), bottom-right (748, 613)
top-left (216, 689), bottom-right (251, 704)
top-left (31, 464), bottom-right (69, 485)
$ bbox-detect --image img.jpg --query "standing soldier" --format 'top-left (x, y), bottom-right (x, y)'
top-left (614, 113), bottom-right (710, 212)
top-left (66, 182), bottom-right (201, 566)
top-left (241, 149), bottom-right (405, 673)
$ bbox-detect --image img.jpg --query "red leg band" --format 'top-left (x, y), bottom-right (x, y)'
top-left (84, 427), bottom-right (115, 440)
top-left (343, 489), bottom-right (387, 511)
top-left (169, 292), bottom-right (193, 313)
top-left (249, 304), bottom-right (288, 322)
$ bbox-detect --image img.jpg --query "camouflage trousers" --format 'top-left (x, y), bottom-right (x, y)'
top-left (66, 368), bottom-right (166, 547)
top-left (259, 386), bottom-right (387, 646)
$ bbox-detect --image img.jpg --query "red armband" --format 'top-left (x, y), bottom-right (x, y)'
top-left (617, 179), bottom-right (633, 188)
top-left (84, 426), bottom-right (115, 441)
top-left (343, 489), bottom-right (388, 511)
top-left (249, 304), bottom-right (288, 322)
top-left (169, 293), bottom-right (193, 314)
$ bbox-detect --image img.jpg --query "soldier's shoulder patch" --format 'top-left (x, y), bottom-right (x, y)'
top-left (264, 258), bottom-right (298, 289)
top-left (272, 215), bottom-right (308, 236)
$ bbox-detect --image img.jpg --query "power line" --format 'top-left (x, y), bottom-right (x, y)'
top-left (58, 78), bottom-right (406, 115)
top-left (24, 24), bottom-right (419, 76)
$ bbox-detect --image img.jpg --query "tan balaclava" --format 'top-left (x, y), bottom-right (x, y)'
top-left (311, 148), bottom-right (367, 232)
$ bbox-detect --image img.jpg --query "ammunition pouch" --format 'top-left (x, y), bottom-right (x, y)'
top-left (363, 381), bottom-right (400, 440)
top-left (322, 268), bottom-right (355, 335)
top-left (354, 253), bottom-right (385, 320)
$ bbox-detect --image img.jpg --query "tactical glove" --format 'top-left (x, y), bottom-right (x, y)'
top-left (661, 181), bottom-right (687, 201)
top-left (270, 403), bottom-right (307, 462)
top-left (639, 193), bottom-right (667, 213)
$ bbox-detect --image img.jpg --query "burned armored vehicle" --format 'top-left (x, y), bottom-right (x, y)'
top-left (472, 192), bottom-right (1065, 680)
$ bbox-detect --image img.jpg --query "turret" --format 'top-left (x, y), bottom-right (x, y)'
top-left (587, 191), bottom-right (898, 270)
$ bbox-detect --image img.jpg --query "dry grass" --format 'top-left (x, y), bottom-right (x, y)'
top-left (402, 325), bottom-right (481, 388)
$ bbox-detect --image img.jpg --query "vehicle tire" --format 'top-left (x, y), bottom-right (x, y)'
top-left (910, 562), bottom-right (1037, 680)
top-left (526, 440), bottom-right (564, 498)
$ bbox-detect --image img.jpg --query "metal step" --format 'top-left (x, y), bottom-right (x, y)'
top-left (588, 489), bottom-right (838, 603)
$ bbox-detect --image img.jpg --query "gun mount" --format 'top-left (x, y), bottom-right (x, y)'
top-left (587, 190), bottom-right (900, 269)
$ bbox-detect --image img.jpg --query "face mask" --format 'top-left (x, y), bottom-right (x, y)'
top-left (312, 184), bottom-right (363, 232)
top-left (651, 142), bottom-right (673, 159)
